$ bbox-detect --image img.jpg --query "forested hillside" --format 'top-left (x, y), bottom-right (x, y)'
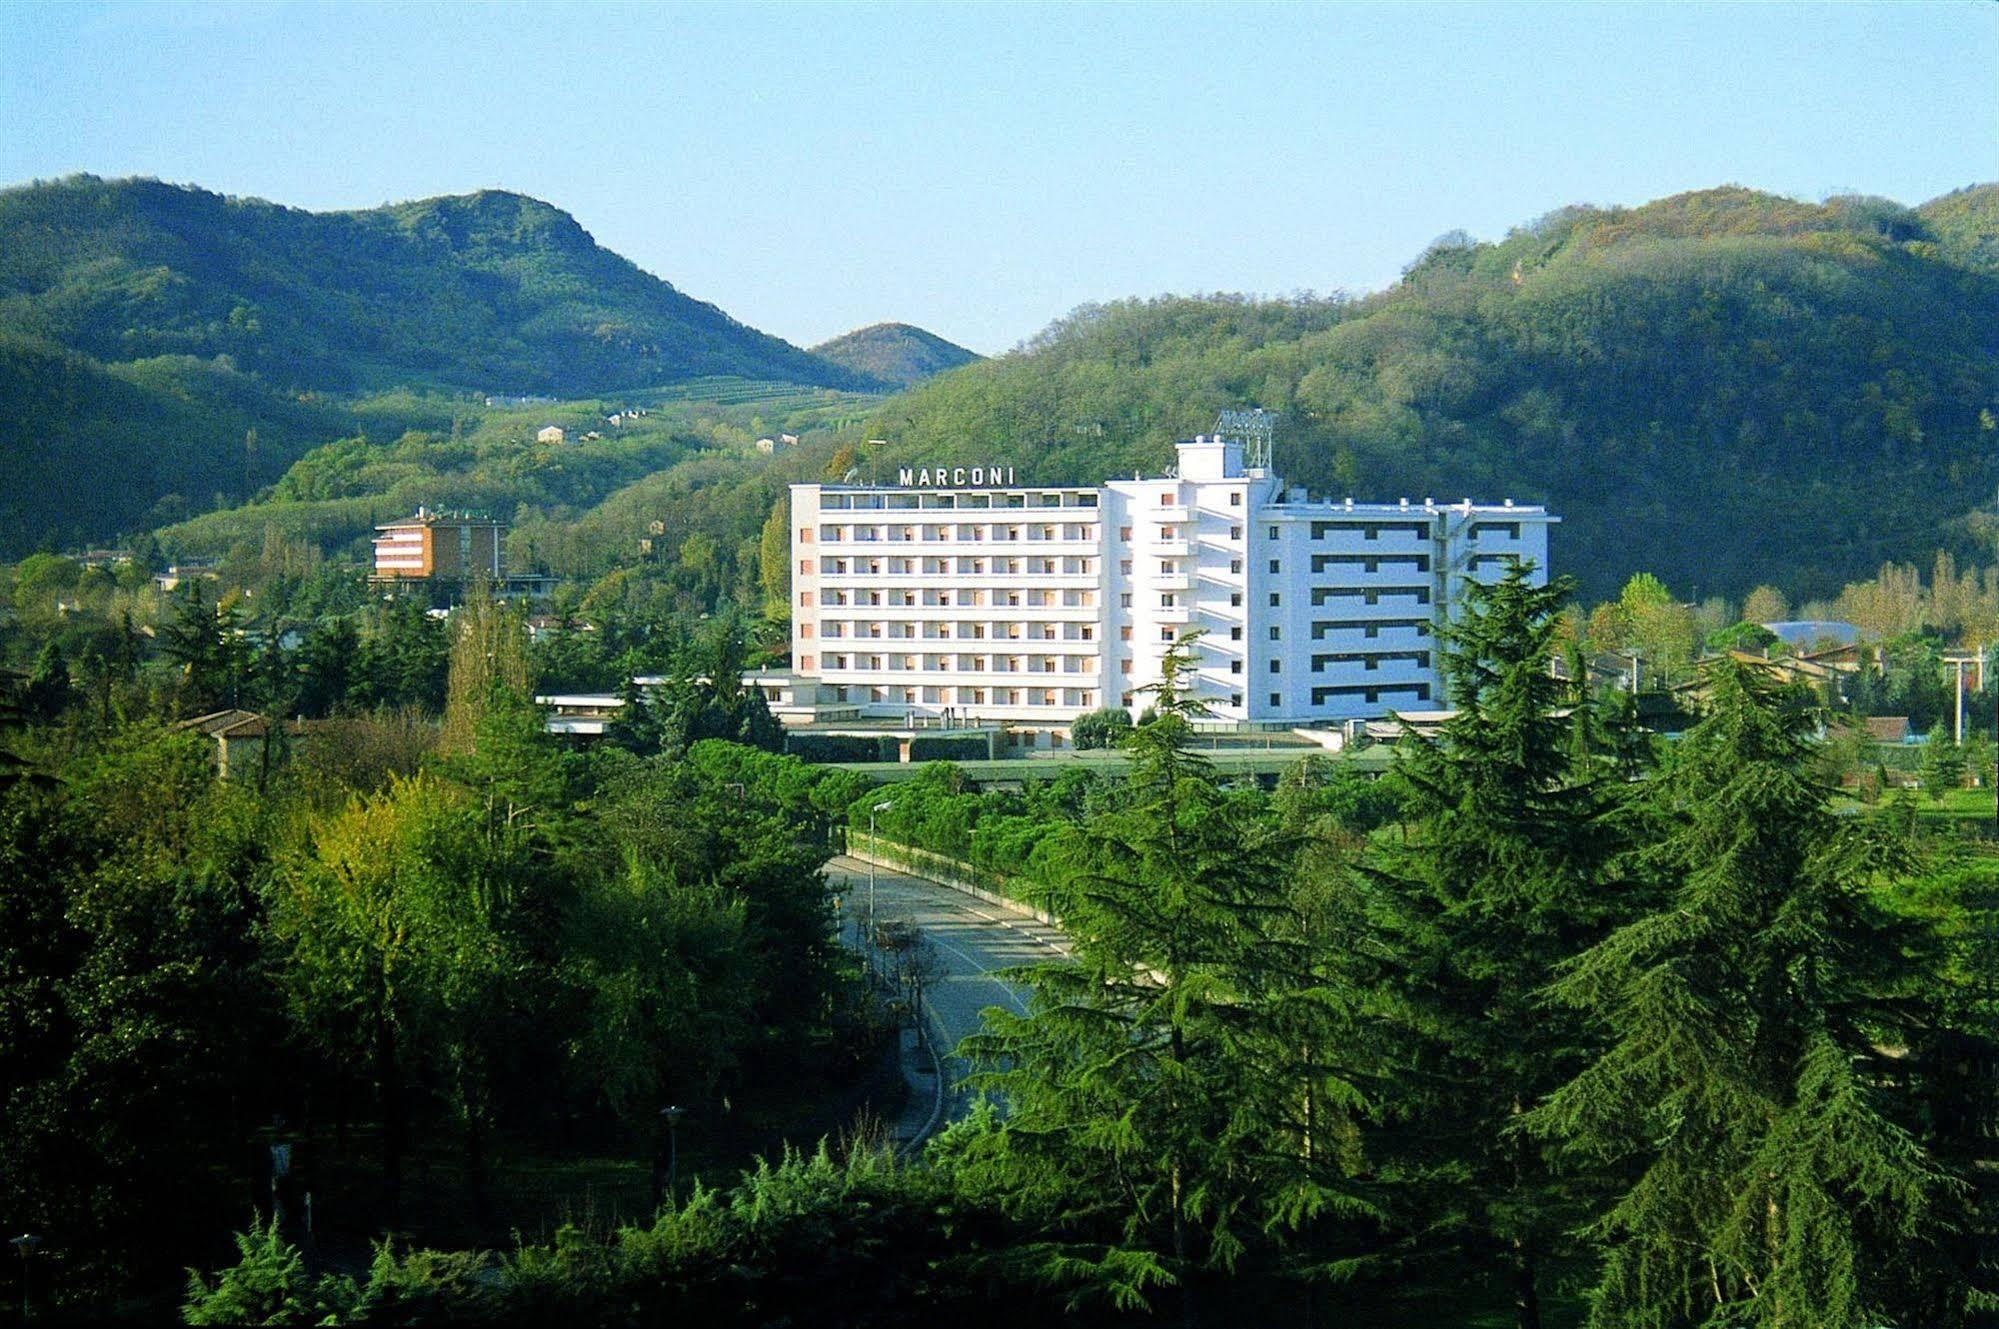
top-left (0, 176), bottom-right (876, 554)
top-left (810, 321), bottom-right (980, 388)
top-left (0, 176), bottom-right (873, 393)
top-left (866, 187), bottom-right (1999, 601)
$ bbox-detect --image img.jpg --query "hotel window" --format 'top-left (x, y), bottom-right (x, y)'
top-left (1120, 625), bottom-right (1133, 641)
top-left (1269, 559), bottom-right (1281, 573)
top-left (1120, 593), bottom-right (1133, 608)
top-left (800, 655), bottom-right (814, 670)
top-left (1230, 660), bottom-right (1243, 674)
top-left (1269, 593), bottom-right (1281, 607)
top-left (799, 591), bottom-right (814, 607)
top-left (1269, 692), bottom-right (1281, 707)
top-left (1120, 526), bottom-right (1133, 540)
top-left (1230, 559), bottom-right (1242, 574)
top-left (798, 528), bottom-right (812, 543)
top-left (1230, 693), bottom-right (1242, 707)
top-left (1230, 525), bottom-right (1242, 540)
top-left (1268, 526), bottom-right (1279, 539)
top-left (1269, 659), bottom-right (1281, 673)
top-left (1160, 627), bottom-right (1174, 641)
top-left (798, 558), bottom-right (814, 574)
top-left (1159, 492), bottom-right (1172, 505)
top-left (1121, 692), bottom-right (1135, 707)
top-left (1120, 659), bottom-right (1132, 674)
top-left (1120, 560), bottom-right (1133, 575)
top-left (1230, 592), bottom-right (1243, 607)
top-left (1229, 492), bottom-right (1242, 506)
top-left (799, 624), bottom-right (814, 638)
top-left (1230, 626), bottom-right (1242, 641)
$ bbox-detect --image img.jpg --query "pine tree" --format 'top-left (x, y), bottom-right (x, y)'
top-left (1921, 726), bottom-right (1965, 800)
top-left (1527, 659), bottom-right (1965, 1328)
top-left (962, 633), bottom-right (1373, 1321)
top-left (1370, 564), bottom-right (1626, 1329)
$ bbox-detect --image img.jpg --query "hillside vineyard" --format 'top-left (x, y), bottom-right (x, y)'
top-left (789, 435), bottom-right (1554, 736)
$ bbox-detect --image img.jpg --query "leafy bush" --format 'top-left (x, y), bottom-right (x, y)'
top-left (1069, 706), bottom-right (1133, 751)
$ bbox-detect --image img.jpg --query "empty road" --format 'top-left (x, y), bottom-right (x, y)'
top-left (826, 854), bottom-right (1070, 1129)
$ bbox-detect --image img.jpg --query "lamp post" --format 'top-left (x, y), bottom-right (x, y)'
top-left (656, 1105), bottom-right (686, 1210)
top-left (867, 800), bottom-right (892, 978)
top-left (11, 1234), bottom-right (41, 1323)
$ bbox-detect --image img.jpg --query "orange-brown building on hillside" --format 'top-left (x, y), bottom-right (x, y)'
top-left (371, 508), bottom-right (506, 582)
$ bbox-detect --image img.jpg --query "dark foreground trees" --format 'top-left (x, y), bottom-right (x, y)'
top-left (1528, 660), bottom-right (1969, 1327)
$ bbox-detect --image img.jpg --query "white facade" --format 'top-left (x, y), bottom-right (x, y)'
top-left (790, 438), bottom-right (1555, 728)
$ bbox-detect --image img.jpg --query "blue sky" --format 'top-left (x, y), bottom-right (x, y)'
top-left (2, 1), bottom-right (1993, 355)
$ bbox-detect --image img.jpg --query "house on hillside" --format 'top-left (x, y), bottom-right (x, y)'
top-left (153, 562), bottom-right (219, 593)
top-left (536, 425), bottom-right (566, 444)
top-left (178, 709), bottom-right (314, 781)
top-left (755, 438), bottom-right (778, 455)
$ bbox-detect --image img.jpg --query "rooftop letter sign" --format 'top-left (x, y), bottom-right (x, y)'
top-left (897, 466), bottom-right (1017, 486)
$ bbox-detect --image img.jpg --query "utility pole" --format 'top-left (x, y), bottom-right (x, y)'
top-left (1954, 656), bottom-right (1969, 744)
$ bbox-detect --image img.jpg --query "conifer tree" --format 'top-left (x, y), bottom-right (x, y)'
top-left (1921, 726), bottom-right (1965, 800)
top-left (963, 633), bottom-right (1372, 1321)
top-left (1371, 564), bottom-right (1625, 1329)
top-left (1528, 659), bottom-right (1965, 1328)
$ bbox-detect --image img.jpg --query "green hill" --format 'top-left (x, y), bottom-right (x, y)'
top-left (810, 322), bottom-right (980, 389)
top-left (0, 176), bottom-right (880, 553)
top-left (1918, 183), bottom-right (1999, 272)
top-left (0, 175), bottom-right (874, 394)
top-left (864, 186), bottom-right (1999, 602)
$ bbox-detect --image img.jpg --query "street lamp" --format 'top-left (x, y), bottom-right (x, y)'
top-left (867, 800), bottom-right (893, 971)
top-left (11, 1234), bottom-right (41, 1323)
top-left (656, 1105), bottom-right (687, 1210)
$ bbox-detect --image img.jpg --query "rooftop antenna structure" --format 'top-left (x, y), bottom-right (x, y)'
top-left (1216, 407), bottom-right (1277, 470)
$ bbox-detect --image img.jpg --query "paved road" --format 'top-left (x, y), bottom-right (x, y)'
top-left (826, 854), bottom-right (1070, 1135)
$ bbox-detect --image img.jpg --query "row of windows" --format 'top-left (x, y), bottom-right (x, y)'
top-left (815, 556), bottom-right (1097, 577)
top-left (1311, 620), bottom-right (1432, 639)
top-left (1311, 651), bottom-right (1432, 671)
top-left (809, 588), bottom-right (1099, 609)
top-left (810, 679), bottom-right (1100, 709)
top-left (1311, 586), bottom-right (1432, 606)
top-left (809, 621), bottom-right (1098, 642)
top-left (1311, 684), bottom-right (1434, 706)
top-left (816, 654), bottom-right (1100, 675)
top-left (810, 523), bottom-right (1098, 543)
top-left (1308, 521), bottom-right (1432, 540)
top-left (818, 492), bottom-right (1097, 511)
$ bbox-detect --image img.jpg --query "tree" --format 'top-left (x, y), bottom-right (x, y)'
top-left (1618, 573), bottom-right (1697, 688)
top-left (757, 497), bottom-right (791, 624)
top-left (1742, 584), bottom-right (1790, 624)
top-left (1528, 659), bottom-right (1965, 1328)
top-left (159, 581), bottom-right (249, 714)
top-left (439, 586), bottom-right (536, 756)
top-left (1068, 705), bottom-right (1133, 751)
top-left (269, 774), bottom-right (520, 1219)
top-left (965, 633), bottom-right (1372, 1321)
top-left (1921, 727), bottom-right (1965, 800)
top-left (1371, 564), bottom-right (1626, 1329)
top-left (23, 640), bottom-right (72, 721)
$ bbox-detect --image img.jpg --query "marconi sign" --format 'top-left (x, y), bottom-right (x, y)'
top-left (897, 465), bottom-right (1017, 487)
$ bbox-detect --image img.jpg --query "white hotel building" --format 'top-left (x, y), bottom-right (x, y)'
top-left (788, 436), bottom-right (1554, 734)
